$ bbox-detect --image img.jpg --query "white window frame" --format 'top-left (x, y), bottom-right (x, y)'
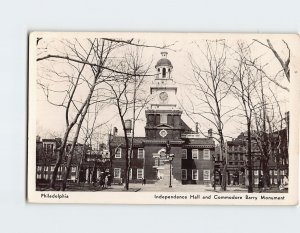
top-left (274, 170), bottom-right (278, 176)
top-left (203, 170), bottom-right (210, 181)
top-left (51, 166), bottom-right (54, 172)
top-left (44, 166), bottom-right (48, 172)
top-left (138, 148), bottom-right (144, 159)
top-left (254, 178), bottom-right (259, 185)
top-left (192, 169), bottom-right (198, 180)
top-left (114, 168), bottom-right (121, 178)
top-left (192, 149), bottom-right (199, 159)
top-left (137, 168), bottom-right (144, 180)
top-left (182, 149), bottom-right (187, 159)
top-left (115, 148), bottom-right (122, 158)
top-left (254, 170), bottom-right (259, 176)
top-left (181, 169), bottom-right (187, 180)
top-left (71, 167), bottom-right (76, 172)
top-left (280, 170), bottom-right (285, 175)
top-left (37, 166), bottom-right (42, 172)
top-left (203, 149), bottom-right (210, 160)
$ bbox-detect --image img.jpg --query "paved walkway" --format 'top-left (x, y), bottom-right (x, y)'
top-left (128, 183), bottom-right (248, 192)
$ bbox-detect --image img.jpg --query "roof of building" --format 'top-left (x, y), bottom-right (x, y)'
top-left (111, 136), bottom-right (214, 147)
top-left (155, 58), bottom-right (173, 68)
top-left (110, 136), bottom-right (146, 146)
top-left (181, 119), bottom-right (193, 133)
top-left (183, 138), bottom-right (215, 146)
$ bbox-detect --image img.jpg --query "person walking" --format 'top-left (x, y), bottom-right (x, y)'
top-left (104, 176), bottom-right (108, 189)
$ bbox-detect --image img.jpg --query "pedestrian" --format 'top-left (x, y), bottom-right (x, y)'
top-left (280, 175), bottom-right (289, 190)
top-left (142, 178), bottom-right (146, 185)
top-left (105, 176), bottom-right (108, 188)
top-left (258, 176), bottom-right (264, 192)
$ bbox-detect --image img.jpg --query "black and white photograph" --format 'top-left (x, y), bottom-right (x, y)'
top-left (27, 32), bottom-right (299, 204)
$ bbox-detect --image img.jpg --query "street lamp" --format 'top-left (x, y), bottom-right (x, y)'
top-left (165, 140), bottom-right (174, 188)
top-left (168, 154), bottom-right (175, 188)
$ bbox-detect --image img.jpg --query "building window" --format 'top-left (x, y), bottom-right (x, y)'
top-left (71, 167), bottom-right (76, 172)
top-left (37, 174), bottom-right (41, 179)
top-left (192, 169), bottom-right (198, 180)
top-left (114, 168), bottom-right (121, 178)
top-left (254, 178), bottom-right (259, 185)
top-left (160, 114), bottom-right (167, 124)
top-left (154, 159), bottom-right (159, 167)
top-left (203, 170), bottom-right (210, 181)
top-left (182, 149), bottom-right (187, 159)
top-left (162, 68), bottom-right (166, 78)
top-left (138, 148), bottom-right (144, 159)
top-left (280, 170), bottom-right (285, 175)
top-left (192, 149), bottom-right (199, 159)
top-left (254, 170), bottom-right (259, 176)
top-left (51, 166), bottom-right (54, 172)
top-left (203, 149), bottom-right (210, 160)
top-left (269, 170), bottom-right (273, 175)
top-left (137, 169), bottom-right (144, 180)
top-left (37, 166), bottom-right (42, 172)
top-left (44, 166), bottom-right (48, 172)
top-left (274, 179), bottom-right (278, 184)
top-left (181, 169), bottom-right (187, 180)
top-left (274, 170), bottom-right (278, 176)
top-left (115, 148), bottom-right (121, 158)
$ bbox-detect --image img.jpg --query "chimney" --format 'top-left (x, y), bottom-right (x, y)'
top-left (36, 135), bottom-right (41, 142)
top-left (195, 122), bottom-right (199, 133)
top-left (208, 129), bottom-right (213, 138)
top-left (113, 127), bottom-right (118, 137)
top-left (125, 119), bottom-right (132, 137)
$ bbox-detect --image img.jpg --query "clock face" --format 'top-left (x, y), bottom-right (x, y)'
top-left (159, 129), bottom-right (168, 138)
top-left (159, 92), bottom-right (168, 102)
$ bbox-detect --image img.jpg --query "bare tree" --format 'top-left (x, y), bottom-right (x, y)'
top-left (105, 46), bottom-right (152, 190)
top-left (228, 41), bottom-right (263, 193)
top-left (253, 39), bottom-right (290, 91)
top-left (188, 40), bottom-right (235, 191)
top-left (37, 38), bottom-right (119, 190)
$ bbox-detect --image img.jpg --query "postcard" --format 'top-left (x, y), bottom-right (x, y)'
top-left (27, 32), bottom-right (299, 205)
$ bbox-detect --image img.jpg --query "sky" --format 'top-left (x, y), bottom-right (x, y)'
top-left (35, 33), bottom-right (295, 145)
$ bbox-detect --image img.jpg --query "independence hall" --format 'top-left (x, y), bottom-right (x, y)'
top-left (110, 52), bottom-right (215, 185)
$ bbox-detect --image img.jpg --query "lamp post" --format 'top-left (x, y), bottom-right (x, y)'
top-left (168, 154), bottom-right (174, 188)
top-left (165, 140), bottom-right (174, 188)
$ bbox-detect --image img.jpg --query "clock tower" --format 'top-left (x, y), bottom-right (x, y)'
top-left (149, 51), bottom-right (178, 110)
top-left (145, 52), bottom-right (183, 140)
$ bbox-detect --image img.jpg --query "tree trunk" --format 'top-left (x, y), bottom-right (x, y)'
top-left (247, 121), bottom-right (253, 193)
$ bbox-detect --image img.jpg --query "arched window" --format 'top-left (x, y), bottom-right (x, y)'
top-left (162, 68), bottom-right (166, 78)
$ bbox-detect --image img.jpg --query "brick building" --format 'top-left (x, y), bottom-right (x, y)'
top-left (218, 128), bottom-right (289, 187)
top-left (110, 52), bottom-right (215, 186)
top-left (36, 136), bottom-right (110, 188)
